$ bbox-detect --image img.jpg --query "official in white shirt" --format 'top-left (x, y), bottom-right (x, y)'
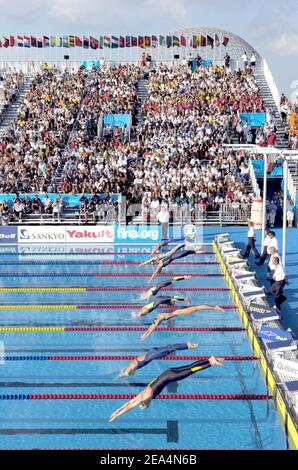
top-left (267, 231), bottom-right (278, 252)
top-left (157, 205), bottom-right (170, 240)
top-left (243, 221), bottom-right (260, 259)
top-left (267, 246), bottom-right (279, 285)
top-left (269, 256), bottom-right (287, 311)
top-left (257, 229), bottom-right (270, 266)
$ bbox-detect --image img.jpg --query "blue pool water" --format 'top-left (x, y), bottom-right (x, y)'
top-left (0, 244), bottom-right (287, 449)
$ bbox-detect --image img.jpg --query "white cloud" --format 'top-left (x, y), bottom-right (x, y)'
top-left (271, 32), bottom-right (298, 56)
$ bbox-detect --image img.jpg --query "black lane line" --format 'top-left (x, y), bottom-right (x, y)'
top-left (0, 382), bottom-right (148, 388)
top-left (167, 420), bottom-right (179, 443)
top-left (0, 428), bottom-right (167, 435)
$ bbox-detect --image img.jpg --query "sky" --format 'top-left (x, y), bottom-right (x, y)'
top-left (0, 0), bottom-right (297, 98)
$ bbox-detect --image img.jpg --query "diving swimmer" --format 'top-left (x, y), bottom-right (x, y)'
top-left (140, 304), bottom-right (224, 340)
top-left (149, 247), bottom-right (202, 282)
top-left (142, 275), bottom-right (192, 300)
top-left (109, 356), bottom-right (224, 422)
top-left (118, 342), bottom-right (198, 377)
top-left (133, 295), bottom-right (190, 318)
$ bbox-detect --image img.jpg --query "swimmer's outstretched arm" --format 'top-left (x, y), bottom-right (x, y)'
top-left (149, 262), bottom-right (163, 282)
top-left (108, 387), bottom-right (151, 422)
top-left (151, 241), bottom-right (164, 256)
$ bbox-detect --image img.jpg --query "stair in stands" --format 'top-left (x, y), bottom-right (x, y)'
top-left (254, 73), bottom-right (289, 149)
top-left (0, 75), bottom-right (32, 137)
top-left (135, 76), bottom-right (148, 126)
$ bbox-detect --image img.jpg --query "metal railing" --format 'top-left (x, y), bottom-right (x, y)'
top-left (261, 58), bottom-right (281, 111)
top-left (248, 158), bottom-right (261, 198)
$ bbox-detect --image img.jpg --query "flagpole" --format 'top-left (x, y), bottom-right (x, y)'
top-left (220, 33), bottom-right (222, 64)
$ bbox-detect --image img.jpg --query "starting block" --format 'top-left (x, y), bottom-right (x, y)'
top-left (239, 284), bottom-right (266, 300)
top-left (233, 272), bottom-right (256, 282)
top-left (266, 340), bottom-right (297, 353)
top-left (251, 311), bottom-right (280, 323)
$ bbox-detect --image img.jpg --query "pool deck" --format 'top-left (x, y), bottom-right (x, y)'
top-left (203, 226), bottom-right (298, 337)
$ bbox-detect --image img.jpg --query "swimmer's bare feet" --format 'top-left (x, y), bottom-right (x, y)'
top-left (209, 356), bottom-right (225, 366)
top-left (187, 342), bottom-right (198, 349)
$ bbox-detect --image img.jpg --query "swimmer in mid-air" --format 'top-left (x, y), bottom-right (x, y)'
top-left (141, 275), bottom-right (192, 300)
top-left (150, 237), bottom-right (187, 256)
top-left (149, 247), bottom-right (202, 282)
top-left (109, 356), bottom-right (225, 422)
top-left (118, 342), bottom-right (198, 377)
top-left (139, 243), bottom-right (186, 267)
top-left (140, 304), bottom-right (224, 340)
top-left (132, 294), bottom-right (190, 318)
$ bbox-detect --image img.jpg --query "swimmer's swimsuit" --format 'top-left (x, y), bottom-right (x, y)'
top-left (148, 360), bottom-right (211, 398)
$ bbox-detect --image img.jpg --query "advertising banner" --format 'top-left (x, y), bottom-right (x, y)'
top-left (0, 226), bottom-right (18, 244)
top-left (65, 226), bottom-right (114, 243)
top-left (258, 325), bottom-right (292, 342)
top-left (18, 226), bottom-right (66, 244)
top-left (115, 224), bottom-right (161, 243)
top-left (274, 357), bottom-right (298, 378)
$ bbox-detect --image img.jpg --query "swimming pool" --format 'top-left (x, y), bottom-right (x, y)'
top-left (0, 244), bottom-right (288, 449)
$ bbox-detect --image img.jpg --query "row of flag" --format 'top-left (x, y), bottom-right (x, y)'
top-left (0, 34), bottom-right (230, 49)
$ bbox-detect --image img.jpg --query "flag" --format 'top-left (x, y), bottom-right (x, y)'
top-left (131, 36), bottom-right (137, 47)
top-left (104, 35), bottom-right (111, 48)
top-left (17, 35), bottom-right (24, 47)
top-left (0, 41), bottom-right (1, 48)
top-left (58, 36), bottom-right (62, 47)
top-left (75, 36), bottom-right (82, 47)
top-left (2, 36), bottom-right (9, 48)
top-left (119, 36), bottom-right (125, 48)
top-left (30, 36), bottom-right (37, 47)
top-left (151, 35), bottom-right (158, 48)
top-left (144, 35), bottom-right (151, 48)
top-left (24, 35), bottom-right (31, 48)
top-left (43, 36), bottom-right (49, 47)
top-left (125, 35), bottom-right (131, 47)
top-left (173, 35), bottom-right (180, 47)
top-left (90, 36), bottom-right (99, 49)
top-left (215, 33), bottom-right (220, 47)
top-left (9, 35), bottom-right (15, 47)
top-left (138, 35), bottom-right (144, 48)
top-left (180, 35), bottom-right (187, 47)
top-left (99, 36), bottom-right (104, 49)
top-left (159, 35), bottom-right (165, 46)
top-left (190, 35), bottom-right (197, 48)
top-left (111, 36), bottom-right (118, 48)
top-left (69, 35), bottom-right (75, 47)
top-left (166, 35), bottom-right (172, 47)
top-left (83, 36), bottom-right (89, 48)
top-left (222, 36), bottom-right (229, 46)
top-left (201, 35), bottom-right (206, 46)
top-left (37, 37), bottom-right (43, 48)
top-left (50, 36), bottom-right (57, 47)
top-left (63, 35), bottom-right (69, 48)
top-left (207, 35), bottom-right (214, 48)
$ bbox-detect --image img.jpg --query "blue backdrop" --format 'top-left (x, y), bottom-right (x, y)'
top-left (104, 114), bottom-right (131, 129)
top-left (240, 113), bottom-right (266, 127)
top-left (0, 193), bottom-right (120, 207)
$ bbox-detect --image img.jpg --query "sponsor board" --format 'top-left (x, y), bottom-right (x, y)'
top-left (65, 226), bottom-right (114, 243)
top-left (249, 302), bottom-right (274, 315)
top-left (0, 226), bottom-right (18, 244)
top-left (258, 325), bottom-right (292, 342)
top-left (18, 226), bottom-right (65, 244)
top-left (115, 225), bottom-right (161, 243)
top-left (274, 358), bottom-right (298, 378)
